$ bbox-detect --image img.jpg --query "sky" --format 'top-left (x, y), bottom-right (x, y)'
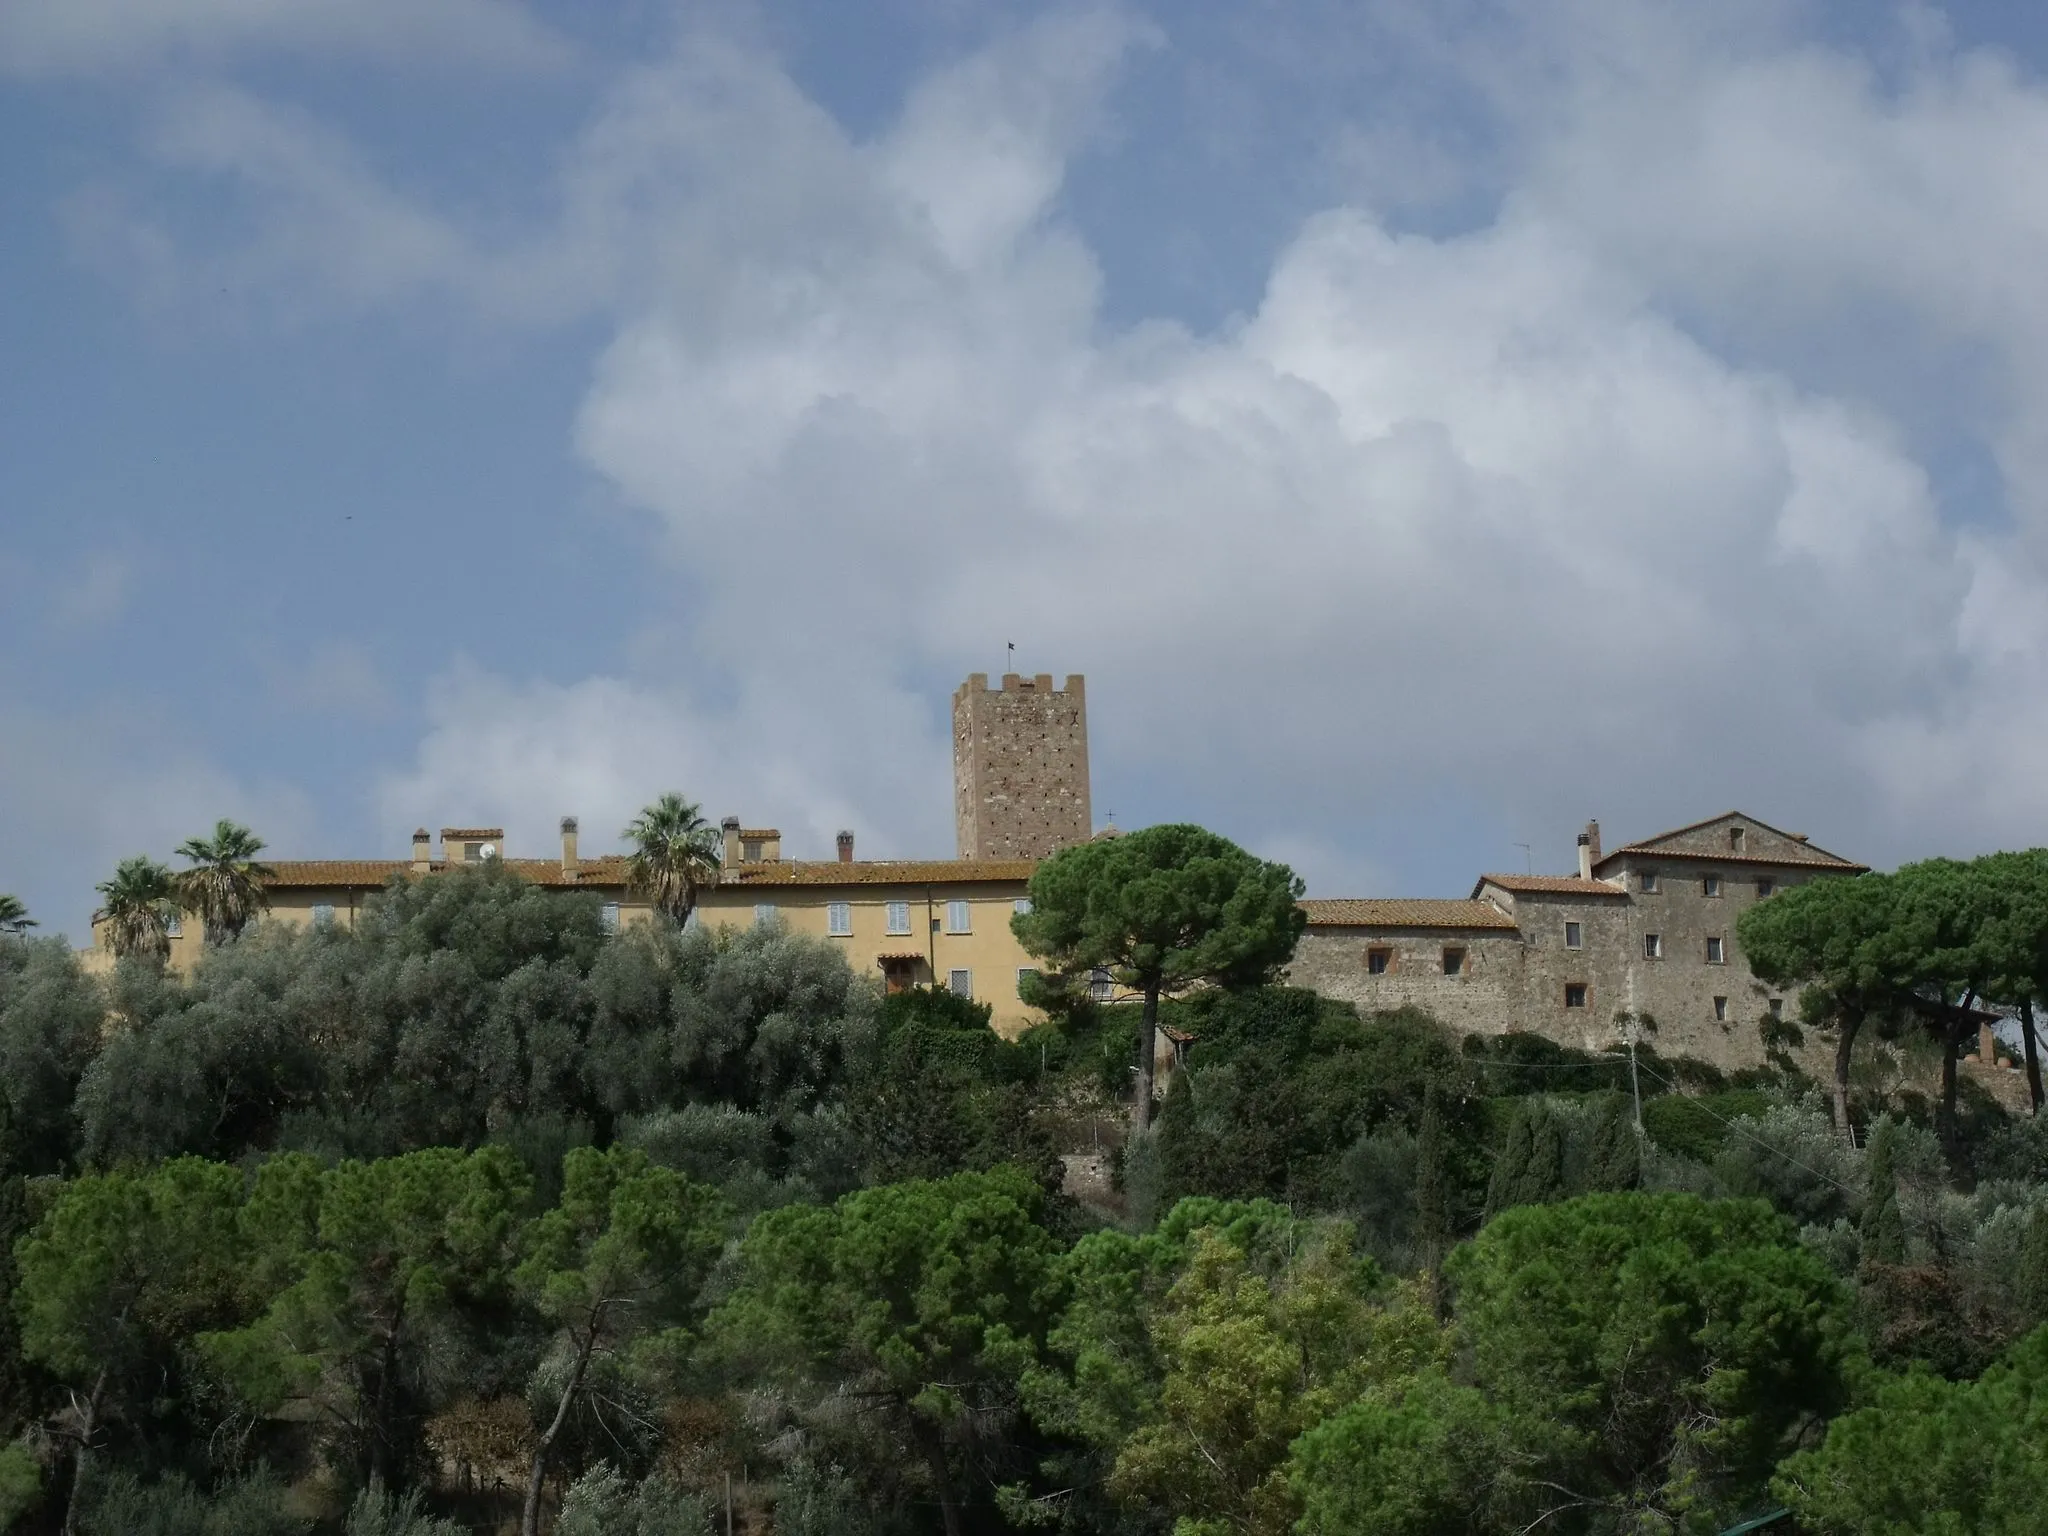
top-left (10, 0), bottom-right (2048, 942)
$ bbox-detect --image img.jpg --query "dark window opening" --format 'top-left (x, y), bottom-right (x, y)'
top-left (1564, 983), bottom-right (1588, 1009)
top-left (1366, 947), bottom-right (1391, 975)
top-left (1442, 946), bottom-right (1466, 976)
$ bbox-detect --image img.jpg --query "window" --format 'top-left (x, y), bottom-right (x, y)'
top-left (946, 900), bottom-right (971, 934)
top-left (1564, 921), bottom-right (1583, 949)
top-left (1713, 996), bottom-right (1729, 1021)
top-left (1366, 947), bottom-right (1391, 975)
top-left (1013, 898), bottom-right (1033, 916)
top-left (1730, 826), bottom-right (1746, 852)
top-left (164, 913), bottom-right (183, 939)
top-left (742, 838), bottom-right (763, 862)
top-left (948, 969), bottom-right (974, 999)
top-left (1756, 877), bottom-right (1776, 898)
top-left (1089, 968), bottom-right (1114, 1002)
top-left (827, 902), bottom-right (852, 937)
top-left (753, 903), bottom-right (775, 925)
top-left (1706, 936), bottom-right (1724, 964)
top-left (1639, 870), bottom-right (1660, 893)
top-left (885, 901), bottom-right (911, 935)
top-left (1564, 983), bottom-right (1588, 1009)
top-left (1644, 933), bottom-right (1663, 959)
top-left (601, 902), bottom-right (621, 934)
top-left (1703, 874), bottom-right (1722, 897)
top-left (1017, 967), bottom-right (1038, 996)
top-left (312, 903), bottom-right (336, 928)
top-left (1442, 946), bottom-right (1466, 976)
top-left (1769, 997), bottom-right (1784, 1018)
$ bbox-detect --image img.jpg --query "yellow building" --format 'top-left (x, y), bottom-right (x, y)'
top-left (98, 819), bottom-right (1049, 1035)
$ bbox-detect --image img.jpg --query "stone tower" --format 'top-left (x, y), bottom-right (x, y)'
top-left (953, 673), bottom-right (1091, 860)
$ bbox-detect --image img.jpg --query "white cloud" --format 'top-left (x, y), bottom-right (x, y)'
top-left (0, 0), bottom-right (566, 77)
top-left (0, 698), bottom-right (314, 943)
top-left (62, 4), bottom-right (2048, 888)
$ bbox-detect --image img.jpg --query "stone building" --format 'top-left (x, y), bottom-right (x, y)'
top-left (1290, 812), bottom-right (1869, 1072)
top-left (953, 673), bottom-right (1091, 860)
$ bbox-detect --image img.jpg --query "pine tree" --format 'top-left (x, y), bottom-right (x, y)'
top-left (1860, 1117), bottom-right (1908, 1268)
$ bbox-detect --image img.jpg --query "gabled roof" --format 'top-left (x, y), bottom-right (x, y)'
top-left (1591, 811), bottom-right (1866, 874)
top-left (1300, 899), bottom-right (1519, 932)
top-left (1473, 874), bottom-right (1629, 897)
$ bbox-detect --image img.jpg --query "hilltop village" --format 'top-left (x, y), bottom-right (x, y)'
top-left (92, 669), bottom-right (1910, 1077)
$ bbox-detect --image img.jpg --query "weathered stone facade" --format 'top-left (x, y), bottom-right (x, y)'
top-left (1290, 813), bottom-right (1869, 1073)
top-left (953, 672), bottom-right (1091, 860)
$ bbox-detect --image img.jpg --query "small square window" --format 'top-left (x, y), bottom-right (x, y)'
top-left (946, 900), bottom-right (971, 934)
top-left (312, 903), bottom-right (336, 928)
top-left (1644, 933), bottom-right (1663, 959)
top-left (1713, 996), bottom-right (1729, 1021)
top-left (1013, 898), bottom-right (1033, 916)
top-left (1703, 874), bottom-right (1722, 897)
top-left (1639, 870), bottom-right (1660, 893)
top-left (1089, 968), bottom-right (1114, 1002)
top-left (1564, 983), bottom-right (1588, 1009)
top-left (1730, 826), bottom-right (1746, 852)
top-left (1366, 947), bottom-right (1391, 975)
top-left (601, 902), bottom-right (621, 934)
top-left (1706, 936), bottom-right (1724, 964)
top-left (1564, 921), bottom-right (1582, 949)
top-left (885, 900), bottom-right (911, 935)
top-left (1756, 877), bottom-right (1776, 898)
top-left (1442, 946), bottom-right (1466, 976)
top-left (827, 901), bottom-right (852, 937)
top-left (753, 903), bottom-right (776, 925)
top-left (948, 968), bottom-right (973, 999)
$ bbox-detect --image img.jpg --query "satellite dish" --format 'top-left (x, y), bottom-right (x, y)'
top-left (479, 844), bottom-right (499, 860)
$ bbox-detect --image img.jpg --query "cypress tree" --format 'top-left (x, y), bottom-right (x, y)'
top-left (1484, 1101), bottom-right (1535, 1220)
top-left (1584, 1093), bottom-right (1641, 1194)
top-left (1416, 1083), bottom-right (1450, 1320)
top-left (1860, 1117), bottom-right (1908, 1268)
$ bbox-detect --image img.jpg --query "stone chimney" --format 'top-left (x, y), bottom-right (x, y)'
top-left (1584, 820), bottom-right (1602, 867)
top-left (1576, 832), bottom-right (1594, 881)
top-left (560, 816), bottom-right (579, 879)
top-left (412, 828), bottom-right (432, 873)
top-left (721, 816), bottom-right (741, 870)
top-left (836, 830), bottom-right (855, 864)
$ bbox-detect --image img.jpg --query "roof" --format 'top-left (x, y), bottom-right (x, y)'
top-left (439, 827), bottom-right (504, 840)
top-left (1300, 898), bottom-right (1519, 931)
top-left (736, 828), bottom-right (780, 839)
top-left (1594, 811), bottom-right (1866, 873)
top-left (258, 856), bottom-right (1034, 892)
top-left (1474, 874), bottom-right (1629, 897)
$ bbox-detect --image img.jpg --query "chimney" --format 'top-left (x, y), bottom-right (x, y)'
top-left (1576, 832), bottom-right (1593, 882)
top-left (560, 816), bottom-right (579, 879)
top-left (722, 816), bottom-right (741, 870)
top-left (836, 830), bottom-right (855, 864)
top-left (411, 828), bottom-right (432, 873)
top-left (1584, 820), bottom-right (1602, 867)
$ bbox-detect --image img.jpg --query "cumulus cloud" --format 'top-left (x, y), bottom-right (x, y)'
top-left (0, 0), bottom-right (566, 78)
top-left (54, 2), bottom-right (2048, 890)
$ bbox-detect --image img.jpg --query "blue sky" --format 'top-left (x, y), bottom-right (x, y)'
top-left (9, 0), bottom-right (2048, 941)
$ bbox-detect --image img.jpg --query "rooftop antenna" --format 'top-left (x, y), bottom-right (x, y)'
top-left (1514, 841), bottom-right (1532, 874)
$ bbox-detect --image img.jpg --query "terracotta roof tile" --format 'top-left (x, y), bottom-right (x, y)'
top-left (259, 856), bottom-right (1032, 892)
top-left (1474, 874), bottom-right (1630, 896)
top-left (1300, 898), bottom-right (1519, 931)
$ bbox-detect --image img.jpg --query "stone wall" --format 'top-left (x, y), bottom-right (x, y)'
top-left (952, 672), bottom-right (1091, 860)
top-left (1287, 925), bottom-right (1527, 1034)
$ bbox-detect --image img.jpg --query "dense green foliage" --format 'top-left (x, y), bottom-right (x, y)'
top-left (4, 827), bottom-right (2048, 1533)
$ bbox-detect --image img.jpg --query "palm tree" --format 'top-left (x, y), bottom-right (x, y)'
top-left (174, 820), bottom-right (275, 945)
top-left (0, 894), bottom-right (35, 937)
top-left (95, 856), bottom-right (177, 962)
top-left (622, 793), bottom-right (723, 928)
